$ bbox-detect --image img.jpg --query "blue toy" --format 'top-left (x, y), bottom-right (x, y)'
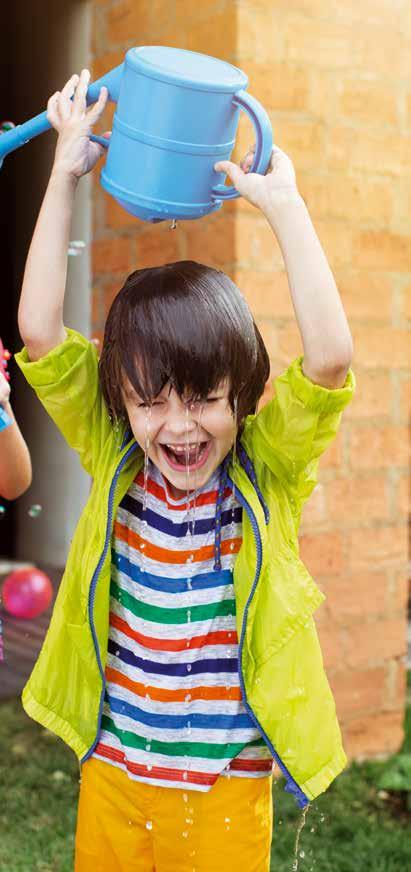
top-left (0, 46), bottom-right (273, 223)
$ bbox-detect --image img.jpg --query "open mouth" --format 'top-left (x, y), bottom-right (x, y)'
top-left (160, 441), bottom-right (211, 471)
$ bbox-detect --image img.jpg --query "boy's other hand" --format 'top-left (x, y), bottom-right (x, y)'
top-left (0, 371), bottom-right (11, 407)
top-left (48, 69), bottom-right (110, 180)
top-left (214, 144), bottom-right (300, 215)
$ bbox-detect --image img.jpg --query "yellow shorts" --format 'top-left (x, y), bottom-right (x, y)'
top-left (75, 757), bottom-right (273, 872)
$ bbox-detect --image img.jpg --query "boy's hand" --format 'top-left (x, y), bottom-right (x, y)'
top-left (48, 69), bottom-right (110, 180)
top-left (214, 144), bottom-right (300, 215)
top-left (0, 371), bottom-right (11, 407)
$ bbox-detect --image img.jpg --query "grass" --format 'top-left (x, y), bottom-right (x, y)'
top-left (0, 682), bottom-right (410, 872)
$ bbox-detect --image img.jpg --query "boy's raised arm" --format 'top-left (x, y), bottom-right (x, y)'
top-left (214, 145), bottom-right (353, 389)
top-left (18, 70), bottom-right (108, 362)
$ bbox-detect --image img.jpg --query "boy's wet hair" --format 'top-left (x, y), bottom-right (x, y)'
top-left (99, 260), bottom-right (270, 429)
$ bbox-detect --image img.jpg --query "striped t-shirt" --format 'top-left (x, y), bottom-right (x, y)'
top-left (93, 460), bottom-right (273, 790)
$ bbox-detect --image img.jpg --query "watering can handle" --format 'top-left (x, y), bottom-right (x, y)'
top-left (0, 65), bottom-right (124, 167)
top-left (211, 89), bottom-right (273, 201)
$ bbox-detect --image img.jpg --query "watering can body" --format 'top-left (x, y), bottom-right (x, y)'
top-left (0, 46), bottom-right (273, 223)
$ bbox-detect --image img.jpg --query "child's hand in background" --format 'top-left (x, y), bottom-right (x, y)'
top-left (214, 144), bottom-right (300, 215)
top-left (48, 69), bottom-right (110, 180)
top-left (0, 371), bottom-right (11, 407)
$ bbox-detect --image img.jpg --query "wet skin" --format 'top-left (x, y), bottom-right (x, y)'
top-left (122, 379), bottom-right (236, 500)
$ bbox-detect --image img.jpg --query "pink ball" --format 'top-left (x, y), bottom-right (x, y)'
top-left (1, 568), bottom-right (53, 619)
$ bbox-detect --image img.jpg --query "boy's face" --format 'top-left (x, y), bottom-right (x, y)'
top-left (122, 378), bottom-right (236, 499)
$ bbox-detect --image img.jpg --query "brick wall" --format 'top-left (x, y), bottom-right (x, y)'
top-left (91, 0), bottom-right (410, 759)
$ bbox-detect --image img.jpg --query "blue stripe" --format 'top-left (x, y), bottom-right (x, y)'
top-left (118, 493), bottom-right (242, 538)
top-left (108, 639), bottom-right (238, 676)
top-left (106, 692), bottom-right (254, 731)
top-left (112, 551), bottom-right (234, 594)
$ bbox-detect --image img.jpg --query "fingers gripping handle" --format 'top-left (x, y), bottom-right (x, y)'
top-left (211, 89), bottom-right (273, 201)
top-left (0, 65), bottom-right (124, 166)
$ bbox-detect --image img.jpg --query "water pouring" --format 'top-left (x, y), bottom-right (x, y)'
top-left (0, 45), bottom-right (273, 223)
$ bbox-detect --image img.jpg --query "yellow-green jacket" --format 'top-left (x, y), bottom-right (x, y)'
top-left (16, 329), bottom-right (355, 808)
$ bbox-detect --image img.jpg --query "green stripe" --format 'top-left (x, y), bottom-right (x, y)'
top-left (110, 581), bottom-right (236, 625)
top-left (102, 716), bottom-right (264, 759)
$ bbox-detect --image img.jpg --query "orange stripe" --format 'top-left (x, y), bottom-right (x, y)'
top-left (114, 520), bottom-right (241, 565)
top-left (110, 612), bottom-right (238, 652)
top-left (105, 666), bottom-right (242, 703)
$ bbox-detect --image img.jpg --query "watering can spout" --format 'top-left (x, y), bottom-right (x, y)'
top-left (0, 63), bottom-right (124, 168)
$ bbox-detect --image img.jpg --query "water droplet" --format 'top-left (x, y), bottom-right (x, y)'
top-left (230, 542), bottom-right (235, 551)
top-left (224, 816), bottom-right (230, 824)
top-left (115, 649), bottom-right (120, 656)
top-left (128, 819), bottom-right (132, 826)
top-left (183, 793), bottom-right (188, 803)
top-left (182, 771), bottom-right (188, 781)
top-left (28, 504), bottom-right (42, 518)
top-left (185, 694), bottom-right (191, 702)
top-left (186, 555), bottom-right (194, 564)
top-left (147, 764), bottom-right (152, 771)
top-left (187, 609), bottom-right (191, 622)
top-left (145, 692), bottom-right (150, 700)
top-left (0, 505), bottom-right (6, 518)
top-left (300, 851), bottom-right (305, 859)
top-left (146, 820), bottom-right (153, 831)
top-left (182, 831), bottom-right (188, 839)
top-left (146, 743), bottom-right (151, 751)
top-left (187, 663), bottom-right (192, 672)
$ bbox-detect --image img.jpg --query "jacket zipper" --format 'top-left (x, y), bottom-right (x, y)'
top-left (230, 475), bottom-right (309, 809)
top-left (81, 448), bottom-right (308, 806)
top-left (81, 440), bottom-right (138, 763)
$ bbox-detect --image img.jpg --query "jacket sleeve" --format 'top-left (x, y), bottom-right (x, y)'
top-left (15, 328), bottom-right (113, 477)
top-left (242, 356), bottom-right (355, 510)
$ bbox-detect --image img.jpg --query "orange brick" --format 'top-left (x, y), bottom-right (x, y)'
top-left (278, 119), bottom-right (326, 172)
top-left (91, 49), bottom-right (124, 83)
top-left (344, 711), bottom-right (404, 759)
top-left (395, 474), bottom-right (409, 517)
top-left (336, 271), bottom-right (393, 322)
top-left (330, 667), bottom-right (386, 719)
top-left (353, 230), bottom-right (411, 272)
top-left (338, 80), bottom-right (399, 128)
top-left (299, 174), bottom-right (394, 229)
top-left (347, 524), bottom-right (408, 570)
top-left (107, 1), bottom-right (153, 46)
top-left (351, 326), bottom-right (410, 369)
top-left (92, 237), bottom-right (131, 275)
top-left (103, 280), bottom-right (122, 315)
top-left (316, 621), bottom-right (344, 670)
top-left (300, 531), bottom-right (344, 577)
top-left (182, 214), bottom-right (236, 270)
top-left (327, 570), bottom-right (388, 620)
top-left (105, 196), bottom-right (139, 230)
top-left (345, 372), bottom-right (391, 420)
top-left (242, 61), bottom-right (309, 111)
top-left (344, 619), bottom-right (407, 668)
top-left (320, 431), bottom-right (343, 469)
top-left (326, 475), bottom-right (389, 522)
top-left (300, 481), bottom-right (327, 527)
top-left (136, 225), bottom-right (182, 269)
top-left (235, 269), bottom-right (294, 320)
top-left (283, 17), bottom-right (363, 70)
top-left (399, 377), bottom-right (411, 422)
top-left (328, 127), bottom-right (409, 176)
top-left (236, 216), bottom-right (283, 270)
top-left (349, 426), bottom-right (409, 469)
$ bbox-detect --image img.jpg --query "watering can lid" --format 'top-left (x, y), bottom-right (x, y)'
top-left (127, 46), bottom-right (248, 93)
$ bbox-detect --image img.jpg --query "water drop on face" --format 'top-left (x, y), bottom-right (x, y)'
top-left (28, 504), bottom-right (42, 518)
top-left (146, 820), bottom-right (153, 831)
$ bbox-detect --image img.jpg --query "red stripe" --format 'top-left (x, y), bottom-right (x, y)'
top-left (228, 758), bottom-right (273, 773)
top-left (94, 742), bottom-right (216, 786)
top-left (109, 612), bottom-right (238, 652)
top-left (134, 471), bottom-right (232, 511)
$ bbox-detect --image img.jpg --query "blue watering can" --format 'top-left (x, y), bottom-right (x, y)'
top-left (0, 46), bottom-right (273, 223)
